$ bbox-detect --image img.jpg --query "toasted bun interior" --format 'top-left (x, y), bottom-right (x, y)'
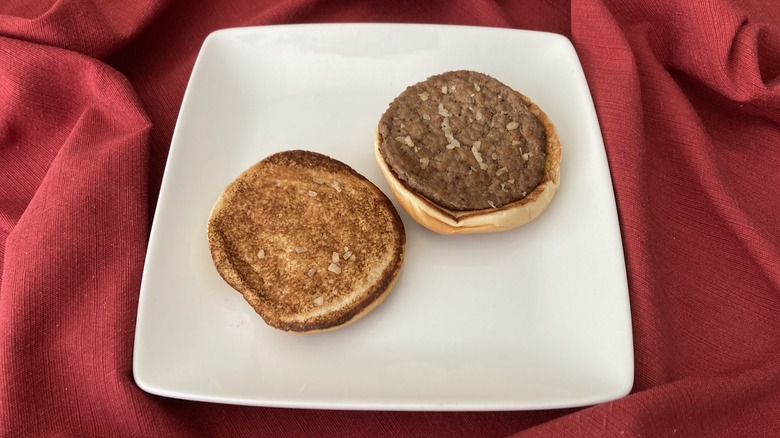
top-left (208, 150), bottom-right (406, 333)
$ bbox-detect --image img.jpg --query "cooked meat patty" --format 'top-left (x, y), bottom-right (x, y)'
top-left (377, 70), bottom-right (548, 211)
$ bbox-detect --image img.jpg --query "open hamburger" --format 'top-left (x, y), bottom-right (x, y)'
top-left (375, 70), bottom-right (561, 234)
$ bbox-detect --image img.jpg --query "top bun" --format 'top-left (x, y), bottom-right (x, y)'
top-left (208, 150), bottom-right (405, 333)
top-left (375, 70), bottom-right (561, 234)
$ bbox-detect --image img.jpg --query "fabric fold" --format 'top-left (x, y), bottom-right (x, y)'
top-left (0, 35), bottom-right (151, 431)
top-left (0, 0), bottom-right (172, 59)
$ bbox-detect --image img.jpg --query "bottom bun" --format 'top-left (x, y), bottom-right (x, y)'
top-left (374, 130), bottom-right (561, 235)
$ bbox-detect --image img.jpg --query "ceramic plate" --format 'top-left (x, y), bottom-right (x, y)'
top-left (133, 23), bottom-right (633, 410)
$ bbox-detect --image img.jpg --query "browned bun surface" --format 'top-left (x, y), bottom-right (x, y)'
top-left (376, 70), bottom-right (561, 234)
top-left (207, 150), bottom-right (405, 333)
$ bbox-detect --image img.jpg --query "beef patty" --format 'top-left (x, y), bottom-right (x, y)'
top-left (377, 70), bottom-right (548, 211)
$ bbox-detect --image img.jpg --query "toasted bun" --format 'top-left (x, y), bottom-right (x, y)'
top-left (375, 70), bottom-right (561, 234)
top-left (207, 150), bottom-right (405, 333)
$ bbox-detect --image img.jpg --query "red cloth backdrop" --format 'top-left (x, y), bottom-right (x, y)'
top-left (1, 0), bottom-right (779, 436)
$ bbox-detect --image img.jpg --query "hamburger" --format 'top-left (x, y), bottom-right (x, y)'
top-left (375, 70), bottom-right (561, 234)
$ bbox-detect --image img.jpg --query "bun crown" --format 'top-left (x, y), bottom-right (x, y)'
top-left (208, 150), bottom-right (406, 332)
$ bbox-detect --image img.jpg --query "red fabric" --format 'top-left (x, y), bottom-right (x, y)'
top-left (1, 0), bottom-right (779, 436)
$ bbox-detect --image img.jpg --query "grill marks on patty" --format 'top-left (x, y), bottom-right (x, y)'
top-left (378, 70), bottom-right (548, 211)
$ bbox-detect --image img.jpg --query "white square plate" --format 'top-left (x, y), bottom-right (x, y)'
top-left (134, 23), bottom-right (633, 411)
